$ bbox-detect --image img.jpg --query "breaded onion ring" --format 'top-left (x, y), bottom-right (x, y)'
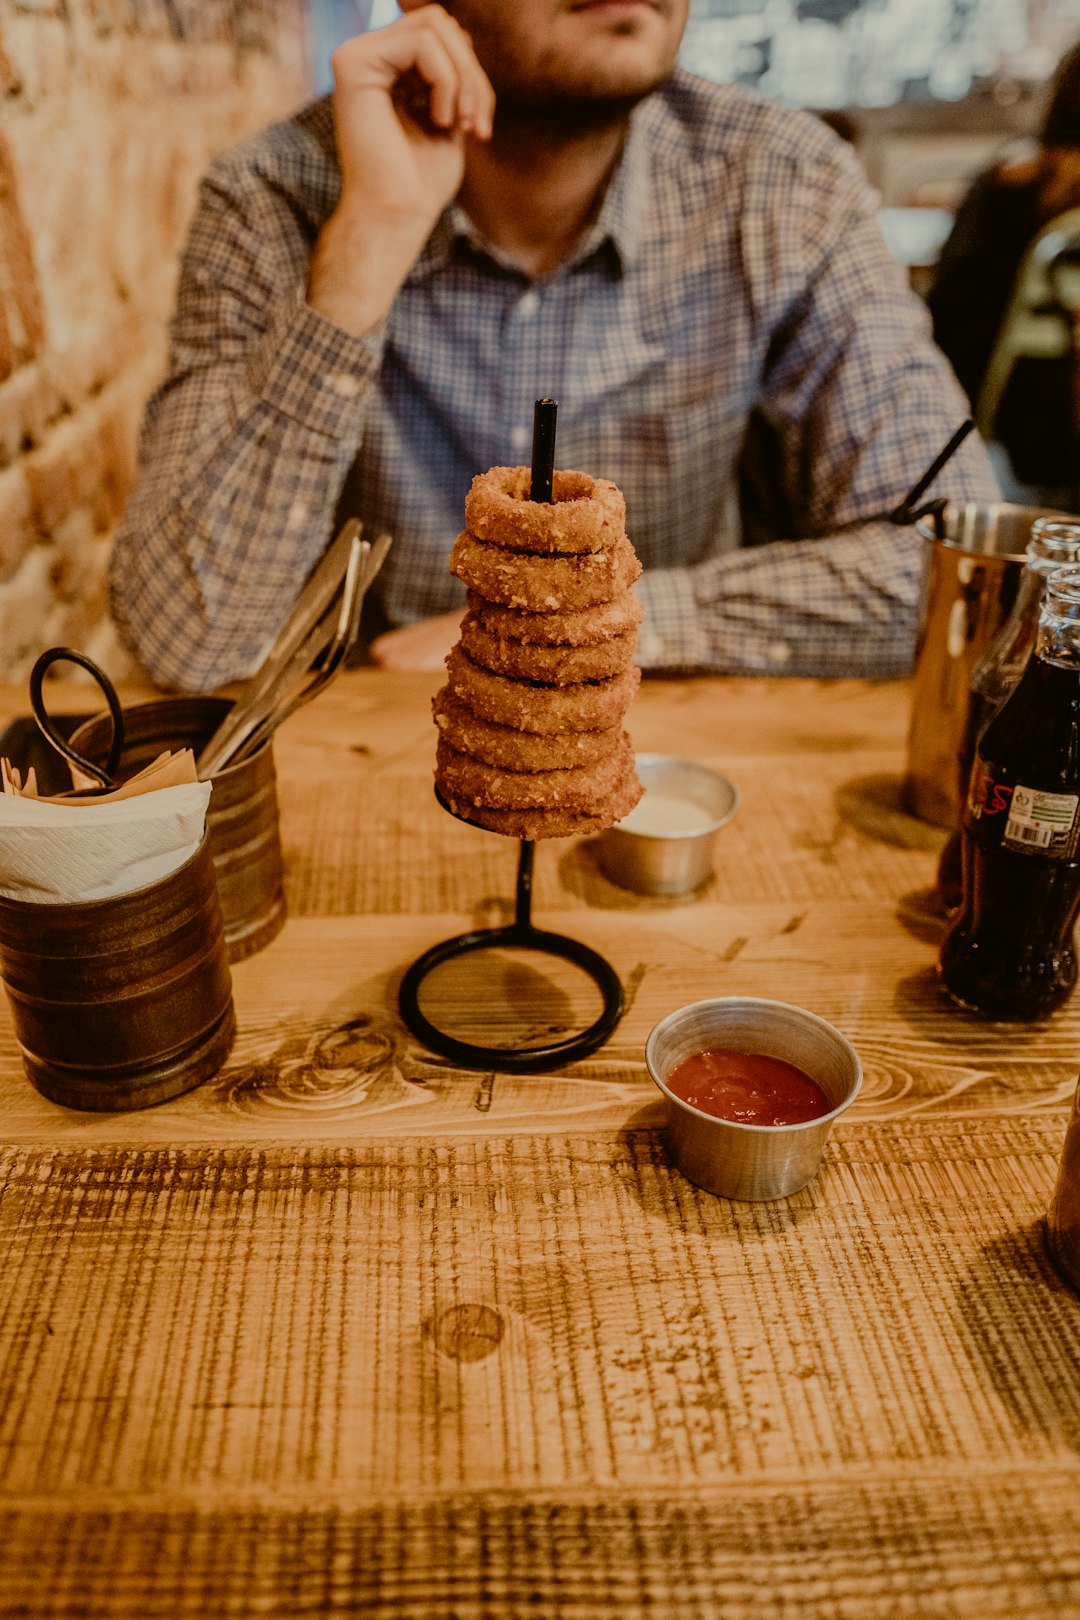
top-left (446, 647), bottom-right (640, 736)
top-left (468, 590), bottom-right (644, 648)
top-left (441, 770), bottom-right (643, 840)
top-left (464, 466), bottom-right (625, 555)
top-left (450, 531), bottom-right (641, 612)
top-left (433, 688), bottom-right (624, 771)
top-left (459, 613), bottom-right (637, 683)
top-left (436, 734), bottom-right (637, 813)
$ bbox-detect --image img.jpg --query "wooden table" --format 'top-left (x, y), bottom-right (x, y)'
top-left (2, 670), bottom-right (1079, 1618)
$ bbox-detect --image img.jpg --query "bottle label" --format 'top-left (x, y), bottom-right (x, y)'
top-left (1003, 784), bottom-right (1080, 857)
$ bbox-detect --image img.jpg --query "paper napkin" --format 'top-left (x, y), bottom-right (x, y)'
top-left (0, 766), bottom-right (212, 903)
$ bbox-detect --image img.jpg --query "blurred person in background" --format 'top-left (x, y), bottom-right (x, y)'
top-left (108, 0), bottom-right (995, 692)
top-left (929, 38), bottom-right (1080, 508)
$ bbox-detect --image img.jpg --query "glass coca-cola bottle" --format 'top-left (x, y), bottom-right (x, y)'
top-left (936, 519), bottom-right (1080, 912)
top-left (939, 565), bottom-right (1080, 1019)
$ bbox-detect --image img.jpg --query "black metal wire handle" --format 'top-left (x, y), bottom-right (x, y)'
top-left (29, 647), bottom-right (125, 790)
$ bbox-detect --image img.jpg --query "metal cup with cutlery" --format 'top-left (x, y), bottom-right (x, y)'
top-left (71, 522), bottom-right (391, 959)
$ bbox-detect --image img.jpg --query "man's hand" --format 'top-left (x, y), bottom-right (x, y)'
top-left (308, 7), bottom-right (494, 337)
top-left (369, 611), bottom-right (462, 671)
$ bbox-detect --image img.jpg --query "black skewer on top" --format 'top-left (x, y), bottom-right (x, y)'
top-left (398, 397), bottom-right (625, 1073)
top-left (530, 397), bottom-right (557, 503)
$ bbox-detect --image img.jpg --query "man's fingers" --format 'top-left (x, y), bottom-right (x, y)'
top-left (333, 8), bottom-right (493, 138)
top-left (420, 7), bottom-right (495, 136)
top-left (369, 611), bottom-right (461, 671)
top-left (409, 31), bottom-right (462, 129)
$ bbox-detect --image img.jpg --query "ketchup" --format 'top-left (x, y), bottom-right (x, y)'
top-left (665, 1047), bottom-right (830, 1126)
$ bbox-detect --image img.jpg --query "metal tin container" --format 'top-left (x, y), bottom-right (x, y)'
top-left (596, 754), bottom-right (739, 896)
top-left (905, 501), bottom-right (1068, 828)
top-left (70, 697), bottom-right (286, 961)
top-left (645, 997), bottom-right (862, 1201)
top-left (0, 838), bottom-right (235, 1111)
top-left (1047, 1080), bottom-right (1080, 1292)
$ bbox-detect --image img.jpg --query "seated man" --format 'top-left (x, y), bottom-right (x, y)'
top-left (108, 0), bottom-right (996, 692)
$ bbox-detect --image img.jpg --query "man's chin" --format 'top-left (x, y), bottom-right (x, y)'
top-left (493, 76), bottom-right (666, 137)
top-left (503, 40), bottom-right (678, 112)
top-left (462, 0), bottom-right (683, 119)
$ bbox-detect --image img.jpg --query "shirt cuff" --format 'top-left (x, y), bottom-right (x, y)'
top-left (247, 295), bottom-right (386, 440)
top-left (633, 569), bottom-right (710, 669)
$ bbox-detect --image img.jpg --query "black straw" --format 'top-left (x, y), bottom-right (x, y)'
top-left (522, 397), bottom-right (558, 865)
top-left (889, 418), bottom-right (976, 525)
top-left (530, 398), bottom-right (557, 503)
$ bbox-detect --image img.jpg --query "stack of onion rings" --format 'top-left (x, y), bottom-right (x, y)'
top-left (434, 464), bottom-right (643, 840)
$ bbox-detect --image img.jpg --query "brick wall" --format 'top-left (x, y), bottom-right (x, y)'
top-left (0, 0), bottom-right (310, 682)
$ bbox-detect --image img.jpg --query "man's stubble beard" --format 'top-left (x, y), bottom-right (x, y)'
top-left (441, 4), bottom-right (682, 141)
top-left (491, 83), bottom-right (658, 143)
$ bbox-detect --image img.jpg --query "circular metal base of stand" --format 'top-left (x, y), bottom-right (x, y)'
top-left (399, 923), bottom-right (623, 1072)
top-left (399, 826), bottom-right (624, 1072)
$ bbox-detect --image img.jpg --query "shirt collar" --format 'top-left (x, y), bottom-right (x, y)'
top-left (405, 106), bottom-right (650, 286)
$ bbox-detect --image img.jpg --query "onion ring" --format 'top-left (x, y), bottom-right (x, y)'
top-left (441, 771), bottom-right (643, 840)
top-left (464, 466), bottom-right (625, 555)
top-left (450, 531), bottom-right (641, 612)
top-left (446, 647), bottom-right (640, 735)
top-left (459, 613), bottom-right (637, 683)
top-left (433, 688), bottom-right (624, 771)
top-left (436, 734), bottom-right (637, 813)
top-left (467, 590), bottom-right (644, 648)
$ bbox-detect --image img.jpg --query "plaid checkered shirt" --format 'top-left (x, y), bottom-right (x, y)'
top-left (109, 69), bottom-right (998, 691)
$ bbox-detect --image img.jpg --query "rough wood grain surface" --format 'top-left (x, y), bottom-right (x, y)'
top-left (1, 672), bottom-right (1078, 1618)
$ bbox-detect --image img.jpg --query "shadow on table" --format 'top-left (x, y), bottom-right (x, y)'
top-left (557, 841), bottom-right (711, 912)
top-left (955, 1220), bottom-right (1080, 1454)
top-left (394, 942), bottom-right (591, 1054)
top-left (895, 884), bottom-right (949, 947)
top-left (891, 965), bottom-right (1054, 1051)
top-left (835, 772), bottom-right (945, 852)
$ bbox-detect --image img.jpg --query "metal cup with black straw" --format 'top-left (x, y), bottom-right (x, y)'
top-left (398, 398), bottom-right (625, 1072)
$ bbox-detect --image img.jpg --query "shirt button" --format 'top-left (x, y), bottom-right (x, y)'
top-left (327, 373), bottom-right (362, 398)
top-left (766, 641), bottom-right (792, 665)
top-left (517, 289), bottom-right (539, 319)
top-left (510, 425), bottom-right (530, 452)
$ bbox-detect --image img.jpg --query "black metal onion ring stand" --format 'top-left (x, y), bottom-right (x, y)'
top-left (399, 807), bottom-right (624, 1072)
top-left (398, 398), bottom-right (625, 1072)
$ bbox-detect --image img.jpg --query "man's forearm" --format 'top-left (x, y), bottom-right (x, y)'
top-left (111, 7), bottom-right (494, 692)
top-left (307, 204), bottom-right (434, 338)
top-left (109, 296), bottom-right (380, 691)
top-left (634, 521), bottom-right (931, 679)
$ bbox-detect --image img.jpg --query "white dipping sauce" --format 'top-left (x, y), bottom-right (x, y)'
top-left (616, 791), bottom-right (712, 837)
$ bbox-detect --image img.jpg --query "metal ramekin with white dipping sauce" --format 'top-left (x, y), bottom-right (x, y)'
top-left (596, 753), bottom-right (738, 896)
